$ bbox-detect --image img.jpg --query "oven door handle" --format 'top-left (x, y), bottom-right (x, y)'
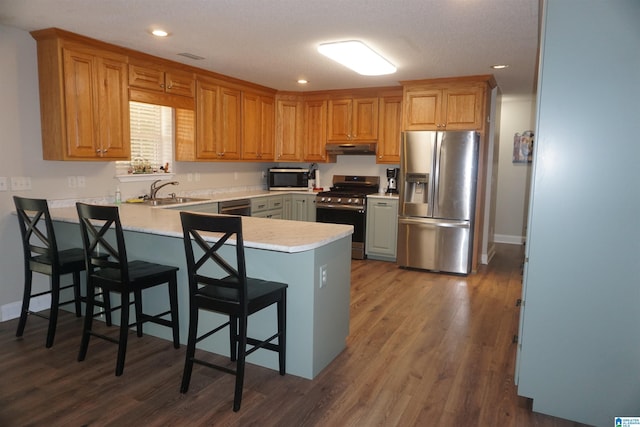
top-left (316, 204), bottom-right (365, 212)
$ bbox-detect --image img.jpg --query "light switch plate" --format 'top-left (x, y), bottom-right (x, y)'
top-left (0, 176), bottom-right (7, 191)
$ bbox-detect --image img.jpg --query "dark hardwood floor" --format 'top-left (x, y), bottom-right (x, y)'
top-left (0, 244), bottom-right (590, 426)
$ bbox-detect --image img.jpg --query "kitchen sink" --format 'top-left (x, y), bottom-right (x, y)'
top-left (142, 197), bottom-right (209, 206)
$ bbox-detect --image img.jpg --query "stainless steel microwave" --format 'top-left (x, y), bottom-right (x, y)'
top-left (268, 168), bottom-right (309, 190)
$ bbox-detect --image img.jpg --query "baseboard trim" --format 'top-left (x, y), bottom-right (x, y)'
top-left (494, 234), bottom-right (525, 245)
top-left (0, 295), bottom-right (51, 322)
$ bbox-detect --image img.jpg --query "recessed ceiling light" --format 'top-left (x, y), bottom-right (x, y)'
top-left (491, 64), bottom-right (509, 69)
top-left (318, 40), bottom-right (396, 76)
top-left (151, 29), bottom-right (169, 37)
top-left (297, 79), bottom-right (308, 84)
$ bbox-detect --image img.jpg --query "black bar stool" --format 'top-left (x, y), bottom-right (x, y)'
top-left (180, 211), bottom-right (287, 411)
top-left (13, 196), bottom-right (111, 348)
top-left (76, 202), bottom-right (180, 376)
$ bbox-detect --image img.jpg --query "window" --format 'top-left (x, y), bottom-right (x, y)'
top-left (116, 102), bottom-right (174, 176)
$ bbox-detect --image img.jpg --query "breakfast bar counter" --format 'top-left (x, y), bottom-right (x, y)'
top-left (49, 204), bottom-right (353, 380)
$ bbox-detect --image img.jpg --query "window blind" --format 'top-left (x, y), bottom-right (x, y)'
top-left (116, 102), bottom-right (174, 175)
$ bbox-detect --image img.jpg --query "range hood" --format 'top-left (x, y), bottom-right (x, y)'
top-left (325, 142), bottom-right (377, 155)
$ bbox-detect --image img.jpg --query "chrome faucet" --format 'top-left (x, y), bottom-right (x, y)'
top-left (149, 180), bottom-right (179, 199)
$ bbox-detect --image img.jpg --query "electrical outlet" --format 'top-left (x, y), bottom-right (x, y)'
top-left (67, 176), bottom-right (77, 188)
top-left (77, 176), bottom-right (86, 188)
top-left (0, 176), bottom-right (7, 191)
top-left (319, 264), bottom-right (328, 288)
top-left (187, 173), bottom-right (193, 182)
top-left (10, 176), bottom-right (32, 191)
top-left (195, 173), bottom-right (201, 182)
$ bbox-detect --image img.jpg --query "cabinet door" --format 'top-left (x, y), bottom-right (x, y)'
top-left (129, 63), bottom-right (165, 93)
top-left (291, 195), bottom-right (309, 221)
top-left (165, 69), bottom-right (195, 97)
top-left (352, 97), bottom-right (378, 141)
top-left (97, 57), bottom-right (130, 159)
top-left (242, 92), bottom-right (275, 160)
top-left (260, 95), bottom-right (275, 160)
top-left (219, 86), bottom-right (241, 160)
top-left (62, 48), bottom-right (129, 159)
top-left (63, 48), bottom-right (100, 158)
top-left (304, 99), bottom-right (328, 161)
top-left (366, 198), bottom-right (398, 260)
top-left (327, 98), bottom-right (352, 141)
top-left (195, 80), bottom-right (220, 159)
top-left (404, 89), bottom-right (442, 130)
top-left (442, 86), bottom-right (484, 130)
top-left (242, 92), bottom-right (262, 160)
top-left (275, 98), bottom-right (303, 161)
top-left (377, 96), bottom-right (402, 164)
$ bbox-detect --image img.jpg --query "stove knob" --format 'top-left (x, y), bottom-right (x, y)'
top-left (337, 198), bottom-right (342, 203)
top-left (353, 198), bottom-right (359, 204)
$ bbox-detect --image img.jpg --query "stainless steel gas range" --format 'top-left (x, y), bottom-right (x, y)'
top-left (315, 175), bottom-right (380, 259)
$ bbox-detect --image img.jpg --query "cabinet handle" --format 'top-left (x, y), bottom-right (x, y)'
top-left (160, 83), bottom-right (165, 88)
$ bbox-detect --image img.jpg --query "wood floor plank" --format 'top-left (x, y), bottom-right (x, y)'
top-left (0, 244), bottom-right (590, 426)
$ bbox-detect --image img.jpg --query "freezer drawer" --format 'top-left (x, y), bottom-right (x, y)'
top-left (397, 217), bottom-right (472, 274)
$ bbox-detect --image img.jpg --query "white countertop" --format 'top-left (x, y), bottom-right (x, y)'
top-left (49, 203), bottom-right (353, 254)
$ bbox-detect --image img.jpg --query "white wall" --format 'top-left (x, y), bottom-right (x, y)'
top-left (494, 95), bottom-right (536, 244)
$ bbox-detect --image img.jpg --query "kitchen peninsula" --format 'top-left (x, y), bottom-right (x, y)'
top-left (48, 203), bottom-right (353, 380)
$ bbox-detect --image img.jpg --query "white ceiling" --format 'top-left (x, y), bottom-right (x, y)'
top-left (0, 0), bottom-right (539, 95)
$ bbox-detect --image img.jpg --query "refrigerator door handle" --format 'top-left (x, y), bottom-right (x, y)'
top-left (398, 217), bottom-right (469, 228)
top-left (430, 132), bottom-right (442, 217)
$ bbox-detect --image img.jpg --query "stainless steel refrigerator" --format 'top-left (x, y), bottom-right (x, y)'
top-left (397, 130), bottom-right (479, 274)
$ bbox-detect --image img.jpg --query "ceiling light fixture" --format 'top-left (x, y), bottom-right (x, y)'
top-left (297, 79), bottom-right (308, 84)
top-left (491, 64), bottom-right (509, 69)
top-left (151, 29), bottom-right (169, 37)
top-left (318, 40), bottom-right (396, 76)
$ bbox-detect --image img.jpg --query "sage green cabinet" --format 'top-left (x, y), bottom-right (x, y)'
top-left (251, 195), bottom-right (283, 219)
top-left (365, 197), bottom-right (398, 261)
top-left (289, 193), bottom-right (316, 222)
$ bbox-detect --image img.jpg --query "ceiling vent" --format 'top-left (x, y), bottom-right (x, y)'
top-left (177, 52), bottom-right (205, 60)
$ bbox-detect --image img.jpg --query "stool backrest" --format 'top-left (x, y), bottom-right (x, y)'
top-left (180, 212), bottom-right (248, 309)
top-left (76, 203), bottom-right (130, 284)
top-left (14, 196), bottom-right (59, 267)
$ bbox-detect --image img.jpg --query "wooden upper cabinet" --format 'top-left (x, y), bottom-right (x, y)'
top-left (304, 99), bottom-right (328, 162)
top-left (327, 97), bottom-right (378, 142)
top-left (404, 82), bottom-right (485, 131)
top-left (377, 94), bottom-right (403, 164)
top-left (129, 61), bottom-right (195, 98)
top-left (275, 95), bottom-right (304, 162)
top-left (32, 28), bottom-right (130, 161)
top-left (195, 78), bottom-right (241, 160)
top-left (242, 91), bottom-right (275, 161)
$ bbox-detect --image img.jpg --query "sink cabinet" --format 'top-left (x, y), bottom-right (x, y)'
top-left (32, 29), bottom-right (130, 160)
